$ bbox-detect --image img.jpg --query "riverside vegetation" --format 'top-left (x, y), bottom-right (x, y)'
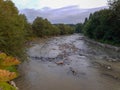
top-left (78, 0), bottom-right (120, 46)
top-left (0, 0), bottom-right (120, 90)
top-left (0, 53), bottom-right (20, 90)
top-left (0, 0), bottom-right (75, 89)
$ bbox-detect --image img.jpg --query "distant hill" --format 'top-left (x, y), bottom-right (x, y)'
top-left (20, 5), bottom-right (108, 24)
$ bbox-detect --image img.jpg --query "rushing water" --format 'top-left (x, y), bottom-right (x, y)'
top-left (16, 34), bottom-right (120, 90)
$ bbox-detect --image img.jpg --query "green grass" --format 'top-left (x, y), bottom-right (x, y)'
top-left (0, 82), bottom-right (16, 90)
top-left (4, 66), bottom-right (17, 73)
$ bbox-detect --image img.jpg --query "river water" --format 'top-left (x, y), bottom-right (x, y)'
top-left (16, 34), bottom-right (120, 90)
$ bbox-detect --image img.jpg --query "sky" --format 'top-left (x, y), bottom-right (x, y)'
top-left (12, 0), bottom-right (108, 10)
top-left (12, 0), bottom-right (108, 24)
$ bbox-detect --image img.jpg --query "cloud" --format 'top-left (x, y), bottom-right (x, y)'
top-left (12, 0), bottom-right (107, 9)
top-left (20, 5), bottom-right (108, 24)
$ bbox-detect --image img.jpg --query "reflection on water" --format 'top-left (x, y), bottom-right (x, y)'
top-left (16, 34), bottom-right (120, 90)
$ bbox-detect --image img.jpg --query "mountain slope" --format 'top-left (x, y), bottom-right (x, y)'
top-left (20, 5), bottom-right (108, 24)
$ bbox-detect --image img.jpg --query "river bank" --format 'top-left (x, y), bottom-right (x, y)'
top-left (16, 34), bottom-right (120, 90)
top-left (0, 53), bottom-right (20, 90)
top-left (84, 36), bottom-right (120, 52)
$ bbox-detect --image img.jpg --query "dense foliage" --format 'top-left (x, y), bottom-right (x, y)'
top-left (32, 17), bottom-right (60, 37)
top-left (75, 23), bottom-right (83, 33)
top-left (55, 24), bottom-right (75, 35)
top-left (0, 0), bottom-right (27, 58)
top-left (82, 0), bottom-right (120, 45)
top-left (32, 17), bottom-right (75, 37)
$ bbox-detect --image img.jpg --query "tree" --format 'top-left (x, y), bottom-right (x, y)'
top-left (83, 1), bottom-right (120, 45)
top-left (56, 24), bottom-right (74, 35)
top-left (108, 0), bottom-right (120, 16)
top-left (75, 23), bottom-right (83, 33)
top-left (32, 17), bottom-right (44, 37)
top-left (32, 17), bottom-right (61, 37)
top-left (107, 0), bottom-right (120, 43)
top-left (0, 0), bottom-right (26, 59)
top-left (19, 14), bottom-right (33, 38)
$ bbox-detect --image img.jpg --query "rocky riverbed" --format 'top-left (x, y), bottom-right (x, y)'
top-left (15, 34), bottom-right (120, 90)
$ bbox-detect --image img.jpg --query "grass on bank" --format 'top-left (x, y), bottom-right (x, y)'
top-left (0, 53), bottom-right (20, 90)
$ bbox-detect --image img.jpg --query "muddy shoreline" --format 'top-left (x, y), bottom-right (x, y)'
top-left (84, 36), bottom-right (120, 52)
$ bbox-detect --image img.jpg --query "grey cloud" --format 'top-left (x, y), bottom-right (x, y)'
top-left (20, 5), bottom-right (108, 24)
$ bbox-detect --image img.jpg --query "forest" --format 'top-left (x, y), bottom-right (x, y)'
top-left (82, 0), bottom-right (120, 45)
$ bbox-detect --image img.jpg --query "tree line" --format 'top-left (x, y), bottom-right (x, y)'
top-left (1, 0), bottom-right (119, 60)
top-left (32, 17), bottom-right (75, 37)
top-left (0, 0), bottom-right (75, 59)
top-left (78, 0), bottom-right (120, 45)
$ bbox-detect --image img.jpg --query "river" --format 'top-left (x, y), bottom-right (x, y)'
top-left (15, 34), bottom-right (120, 90)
